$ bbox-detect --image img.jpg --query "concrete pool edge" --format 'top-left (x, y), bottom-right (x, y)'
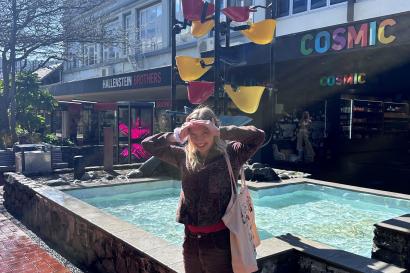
top-left (247, 177), bottom-right (410, 201)
top-left (3, 172), bottom-right (409, 273)
top-left (56, 175), bottom-right (410, 201)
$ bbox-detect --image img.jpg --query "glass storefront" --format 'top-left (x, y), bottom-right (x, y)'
top-left (117, 102), bottom-right (154, 164)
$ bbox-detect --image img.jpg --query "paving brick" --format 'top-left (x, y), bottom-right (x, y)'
top-left (0, 187), bottom-right (71, 273)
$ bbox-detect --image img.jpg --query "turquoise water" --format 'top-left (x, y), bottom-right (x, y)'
top-left (66, 182), bottom-right (410, 257)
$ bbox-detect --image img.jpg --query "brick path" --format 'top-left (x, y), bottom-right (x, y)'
top-left (0, 187), bottom-right (71, 273)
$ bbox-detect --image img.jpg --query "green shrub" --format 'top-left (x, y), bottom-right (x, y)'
top-left (43, 133), bottom-right (74, 146)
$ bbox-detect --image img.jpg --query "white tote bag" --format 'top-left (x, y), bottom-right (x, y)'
top-left (222, 152), bottom-right (260, 273)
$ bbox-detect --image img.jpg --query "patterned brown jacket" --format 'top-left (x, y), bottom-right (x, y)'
top-left (141, 125), bottom-right (265, 226)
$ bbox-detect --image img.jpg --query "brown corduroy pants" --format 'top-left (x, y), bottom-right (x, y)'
top-left (183, 227), bottom-right (234, 273)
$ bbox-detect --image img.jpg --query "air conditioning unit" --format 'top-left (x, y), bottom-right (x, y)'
top-left (197, 37), bottom-right (214, 54)
top-left (101, 67), bottom-right (114, 77)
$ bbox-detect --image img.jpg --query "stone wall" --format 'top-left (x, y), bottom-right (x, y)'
top-left (372, 216), bottom-right (410, 270)
top-left (297, 254), bottom-right (351, 273)
top-left (257, 249), bottom-right (387, 273)
top-left (3, 173), bottom-right (177, 273)
top-left (257, 250), bottom-right (299, 273)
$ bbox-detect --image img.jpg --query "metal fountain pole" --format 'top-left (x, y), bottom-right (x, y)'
top-left (214, 0), bottom-right (222, 115)
top-left (270, 0), bottom-right (277, 133)
top-left (170, 0), bottom-right (177, 129)
top-left (222, 0), bottom-right (231, 116)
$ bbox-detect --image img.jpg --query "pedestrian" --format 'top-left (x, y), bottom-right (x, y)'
top-left (142, 106), bottom-right (265, 273)
top-left (296, 111), bottom-right (315, 162)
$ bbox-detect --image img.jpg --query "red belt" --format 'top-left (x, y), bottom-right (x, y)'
top-left (187, 221), bottom-right (227, 234)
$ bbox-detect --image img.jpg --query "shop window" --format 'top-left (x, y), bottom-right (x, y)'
top-left (330, 0), bottom-right (347, 4)
top-left (277, 0), bottom-right (290, 17)
top-left (271, 102), bottom-right (327, 164)
top-left (311, 0), bottom-right (326, 9)
top-left (340, 97), bottom-right (410, 140)
top-left (98, 111), bottom-right (116, 144)
top-left (293, 0), bottom-right (307, 14)
top-left (138, 3), bottom-right (163, 53)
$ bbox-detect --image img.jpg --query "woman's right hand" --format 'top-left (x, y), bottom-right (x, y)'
top-left (190, 119), bottom-right (220, 137)
top-left (173, 122), bottom-right (192, 143)
top-left (179, 122), bottom-right (192, 140)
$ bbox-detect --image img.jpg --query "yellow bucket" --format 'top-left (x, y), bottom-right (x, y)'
top-left (241, 19), bottom-right (276, 45)
top-left (224, 84), bottom-right (265, 114)
top-left (191, 20), bottom-right (215, 38)
top-left (175, 56), bottom-right (214, 81)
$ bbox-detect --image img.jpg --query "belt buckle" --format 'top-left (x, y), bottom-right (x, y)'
top-left (196, 234), bottom-right (202, 239)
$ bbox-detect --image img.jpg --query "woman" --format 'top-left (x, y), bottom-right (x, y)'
top-left (142, 106), bottom-right (265, 273)
top-left (296, 111), bottom-right (315, 162)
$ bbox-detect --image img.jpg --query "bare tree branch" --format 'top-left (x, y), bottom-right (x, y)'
top-left (0, 0), bottom-right (118, 139)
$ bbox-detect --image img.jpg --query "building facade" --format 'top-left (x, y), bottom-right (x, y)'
top-left (48, 0), bottom-right (410, 189)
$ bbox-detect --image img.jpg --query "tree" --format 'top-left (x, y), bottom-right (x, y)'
top-left (15, 72), bottom-right (57, 138)
top-left (0, 0), bottom-right (118, 144)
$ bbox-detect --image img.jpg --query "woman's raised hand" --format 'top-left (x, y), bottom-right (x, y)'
top-left (190, 119), bottom-right (220, 137)
top-left (179, 121), bottom-right (193, 141)
top-left (173, 119), bottom-right (220, 143)
top-left (172, 121), bottom-right (192, 143)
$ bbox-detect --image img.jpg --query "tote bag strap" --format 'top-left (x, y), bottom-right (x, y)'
top-left (223, 151), bottom-right (247, 196)
top-left (223, 151), bottom-right (237, 195)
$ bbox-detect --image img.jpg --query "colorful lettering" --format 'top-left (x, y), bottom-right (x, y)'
top-left (315, 31), bottom-right (331, 54)
top-left (301, 18), bottom-right (397, 55)
top-left (357, 73), bottom-right (366, 84)
top-left (332, 28), bottom-right (346, 51)
top-left (378, 19), bottom-right (396, 44)
top-left (369, 21), bottom-right (377, 46)
top-left (320, 73), bottom-right (366, 86)
top-left (344, 74), bottom-right (353, 85)
top-left (327, 76), bottom-right (336, 86)
top-left (335, 76), bottom-right (343, 85)
top-left (301, 34), bottom-right (314, 55)
top-left (347, 24), bottom-right (368, 49)
top-left (320, 77), bottom-right (327, 86)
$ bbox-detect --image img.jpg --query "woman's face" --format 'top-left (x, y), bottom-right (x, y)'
top-left (188, 124), bottom-right (215, 156)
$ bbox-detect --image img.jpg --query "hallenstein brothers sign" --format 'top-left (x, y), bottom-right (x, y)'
top-left (102, 71), bottom-right (163, 89)
top-left (50, 66), bottom-right (170, 96)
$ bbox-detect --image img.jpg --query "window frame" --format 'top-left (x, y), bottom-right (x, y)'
top-left (82, 43), bottom-right (98, 67)
top-left (103, 18), bottom-right (121, 63)
top-left (292, 0), bottom-right (308, 14)
top-left (137, 1), bottom-right (163, 54)
top-left (123, 13), bottom-right (132, 55)
top-left (276, 0), bottom-right (347, 18)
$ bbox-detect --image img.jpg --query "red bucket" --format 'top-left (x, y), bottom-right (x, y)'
top-left (222, 6), bottom-right (253, 22)
top-left (187, 81), bottom-right (215, 104)
top-left (182, 0), bottom-right (215, 21)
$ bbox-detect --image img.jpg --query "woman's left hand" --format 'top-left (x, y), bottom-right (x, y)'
top-left (190, 119), bottom-right (220, 137)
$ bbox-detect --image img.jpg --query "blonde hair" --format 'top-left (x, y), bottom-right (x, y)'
top-left (185, 106), bottom-right (227, 171)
